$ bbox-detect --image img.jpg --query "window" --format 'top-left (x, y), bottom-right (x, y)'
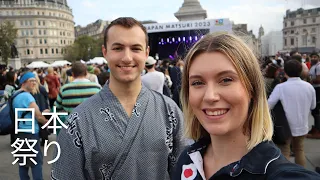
top-left (25, 20), bottom-right (28, 26)
top-left (44, 30), bottom-right (46, 35)
top-left (303, 19), bottom-right (307, 24)
top-left (60, 32), bottom-right (62, 36)
top-left (26, 30), bottom-right (29, 36)
top-left (43, 21), bottom-right (45, 26)
top-left (20, 21), bottom-right (23, 26)
top-left (291, 21), bottom-right (294, 26)
top-left (27, 49), bottom-right (30, 55)
top-left (64, 40), bottom-right (66, 44)
top-left (37, 12), bottom-right (40, 15)
top-left (39, 30), bottom-right (41, 35)
top-left (38, 21), bottom-right (41, 26)
top-left (42, 12), bottom-right (44, 15)
top-left (26, 39), bottom-right (29, 44)
top-left (40, 39), bottom-right (43, 44)
top-left (30, 30), bottom-right (33, 35)
top-left (312, 36), bottom-right (316, 44)
top-left (284, 38), bottom-right (287, 46)
top-left (313, 18), bottom-right (316, 23)
top-left (45, 49), bottom-right (48, 54)
top-left (291, 38), bottom-right (294, 45)
top-left (56, 49), bottom-right (58, 54)
top-left (291, 30), bottom-right (294, 34)
top-left (60, 40), bottom-right (63, 44)
top-left (44, 39), bottom-right (47, 44)
top-left (40, 49), bottom-right (43, 54)
top-left (21, 30), bottom-right (24, 36)
top-left (29, 20), bottom-right (32, 26)
top-left (312, 28), bottom-right (316, 33)
top-left (302, 35), bottom-right (307, 45)
top-left (52, 49), bottom-right (54, 54)
top-left (284, 31), bottom-right (287, 35)
top-left (49, 12), bottom-right (51, 16)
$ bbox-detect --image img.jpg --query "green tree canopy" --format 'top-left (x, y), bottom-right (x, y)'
top-left (0, 21), bottom-right (18, 65)
top-left (64, 35), bottom-right (104, 62)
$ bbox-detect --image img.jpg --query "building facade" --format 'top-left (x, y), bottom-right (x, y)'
top-left (0, 0), bottom-right (75, 64)
top-left (283, 8), bottom-right (320, 53)
top-left (75, 19), bottom-right (109, 40)
top-left (261, 31), bottom-right (283, 57)
top-left (232, 23), bottom-right (260, 57)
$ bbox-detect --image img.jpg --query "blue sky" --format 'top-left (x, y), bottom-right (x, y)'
top-left (68, 0), bottom-right (320, 36)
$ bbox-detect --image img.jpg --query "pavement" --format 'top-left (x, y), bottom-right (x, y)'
top-left (0, 114), bottom-right (319, 179)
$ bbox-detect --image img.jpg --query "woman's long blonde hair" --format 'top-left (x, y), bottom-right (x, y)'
top-left (181, 32), bottom-right (273, 150)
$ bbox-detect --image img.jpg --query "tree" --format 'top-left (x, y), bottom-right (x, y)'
top-left (0, 21), bottom-right (18, 65)
top-left (64, 35), bottom-right (103, 62)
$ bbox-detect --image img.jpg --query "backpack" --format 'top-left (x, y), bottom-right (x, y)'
top-left (0, 90), bottom-right (29, 135)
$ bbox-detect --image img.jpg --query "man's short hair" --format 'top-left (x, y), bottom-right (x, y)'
top-left (310, 52), bottom-right (319, 58)
top-left (291, 55), bottom-right (302, 63)
top-left (72, 62), bottom-right (87, 78)
top-left (103, 17), bottom-right (148, 48)
top-left (290, 50), bottom-right (298, 57)
top-left (284, 60), bottom-right (302, 77)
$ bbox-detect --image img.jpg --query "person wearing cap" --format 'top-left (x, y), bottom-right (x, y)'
top-left (308, 52), bottom-right (320, 139)
top-left (86, 65), bottom-right (100, 85)
top-left (12, 71), bottom-right (48, 180)
top-left (141, 56), bottom-right (165, 94)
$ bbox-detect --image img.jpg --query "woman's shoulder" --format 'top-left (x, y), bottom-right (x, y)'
top-left (267, 156), bottom-right (320, 179)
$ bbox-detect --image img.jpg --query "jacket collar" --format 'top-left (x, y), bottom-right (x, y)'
top-left (187, 138), bottom-right (281, 177)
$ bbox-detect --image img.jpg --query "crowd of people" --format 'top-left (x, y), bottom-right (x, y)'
top-left (1, 17), bottom-right (320, 179)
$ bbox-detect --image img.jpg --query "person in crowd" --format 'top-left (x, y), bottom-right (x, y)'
top-left (12, 72), bottom-right (48, 180)
top-left (268, 60), bottom-right (316, 167)
top-left (2, 71), bottom-right (19, 144)
top-left (308, 52), bottom-right (320, 139)
top-left (52, 17), bottom-right (186, 180)
top-left (44, 67), bottom-right (60, 108)
top-left (86, 65), bottom-right (100, 84)
top-left (97, 71), bottom-right (110, 86)
top-left (142, 56), bottom-right (165, 94)
top-left (172, 33), bottom-right (320, 179)
top-left (31, 75), bottom-right (50, 146)
top-left (54, 62), bottom-right (101, 114)
top-left (169, 59), bottom-right (182, 108)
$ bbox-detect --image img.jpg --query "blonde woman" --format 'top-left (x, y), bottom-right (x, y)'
top-left (172, 33), bottom-right (320, 179)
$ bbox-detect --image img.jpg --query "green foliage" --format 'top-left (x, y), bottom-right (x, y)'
top-left (64, 35), bottom-right (103, 62)
top-left (0, 21), bottom-right (18, 64)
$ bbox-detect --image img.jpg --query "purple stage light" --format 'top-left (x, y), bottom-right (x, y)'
top-left (178, 37), bottom-right (181, 42)
top-left (167, 38), bottom-right (169, 43)
top-left (161, 38), bottom-right (164, 42)
top-left (183, 37), bottom-right (185, 41)
top-left (172, 37), bottom-right (175, 42)
top-left (195, 36), bottom-right (198, 40)
top-left (189, 36), bottom-right (192, 41)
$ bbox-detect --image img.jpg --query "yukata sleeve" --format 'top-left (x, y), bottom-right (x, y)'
top-left (51, 112), bottom-right (87, 180)
top-left (168, 104), bottom-right (188, 175)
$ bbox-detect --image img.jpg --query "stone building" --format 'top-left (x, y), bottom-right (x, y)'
top-left (0, 0), bottom-right (75, 64)
top-left (283, 8), bottom-right (320, 53)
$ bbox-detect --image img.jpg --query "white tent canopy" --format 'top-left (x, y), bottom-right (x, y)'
top-left (87, 57), bottom-right (107, 65)
top-left (26, 61), bottom-right (51, 68)
top-left (51, 60), bottom-right (71, 67)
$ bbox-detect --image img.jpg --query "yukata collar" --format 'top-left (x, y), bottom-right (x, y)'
top-left (187, 137), bottom-right (281, 177)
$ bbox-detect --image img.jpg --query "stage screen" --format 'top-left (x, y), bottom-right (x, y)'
top-left (148, 29), bottom-right (210, 60)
